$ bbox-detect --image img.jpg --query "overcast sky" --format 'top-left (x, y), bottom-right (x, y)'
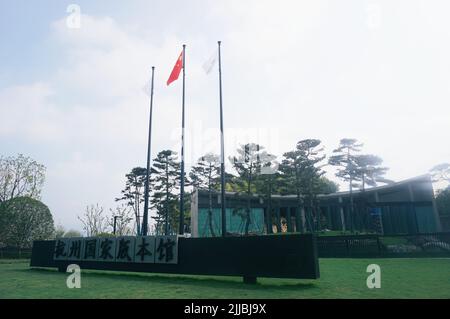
top-left (1, 0), bottom-right (449, 231)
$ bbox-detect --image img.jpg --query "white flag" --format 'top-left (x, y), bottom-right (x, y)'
top-left (202, 49), bottom-right (218, 75)
top-left (142, 79), bottom-right (152, 98)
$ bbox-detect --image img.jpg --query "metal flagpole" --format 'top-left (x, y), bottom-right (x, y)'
top-left (218, 41), bottom-right (227, 237)
top-left (142, 66), bottom-right (155, 236)
top-left (179, 45), bottom-right (186, 235)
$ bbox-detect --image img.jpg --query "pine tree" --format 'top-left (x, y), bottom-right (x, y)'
top-left (254, 153), bottom-right (280, 234)
top-left (328, 138), bottom-right (363, 233)
top-left (354, 154), bottom-right (391, 190)
top-left (280, 139), bottom-right (326, 233)
top-left (115, 167), bottom-right (148, 235)
top-left (229, 143), bottom-right (272, 235)
top-left (189, 153), bottom-right (220, 236)
top-left (150, 150), bottom-right (180, 235)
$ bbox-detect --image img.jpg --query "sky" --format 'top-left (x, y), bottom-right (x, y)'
top-left (1, 0), bottom-right (449, 231)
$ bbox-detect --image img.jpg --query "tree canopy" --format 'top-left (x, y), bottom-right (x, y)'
top-left (150, 150), bottom-right (181, 235)
top-left (0, 154), bottom-right (46, 202)
top-left (0, 196), bottom-right (54, 248)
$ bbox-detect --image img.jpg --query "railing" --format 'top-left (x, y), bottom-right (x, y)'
top-left (317, 232), bottom-right (450, 258)
top-left (0, 247), bottom-right (32, 259)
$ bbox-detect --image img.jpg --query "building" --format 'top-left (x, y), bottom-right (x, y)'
top-left (190, 175), bottom-right (442, 237)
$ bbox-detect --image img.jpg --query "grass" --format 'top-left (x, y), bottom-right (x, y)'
top-left (0, 258), bottom-right (449, 298)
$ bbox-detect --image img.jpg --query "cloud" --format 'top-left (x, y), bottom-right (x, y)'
top-left (0, 83), bottom-right (64, 142)
top-left (0, 14), bottom-right (189, 229)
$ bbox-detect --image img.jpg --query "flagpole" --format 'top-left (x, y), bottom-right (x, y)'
top-left (142, 66), bottom-right (155, 236)
top-left (179, 44), bottom-right (186, 235)
top-left (218, 41), bottom-right (227, 237)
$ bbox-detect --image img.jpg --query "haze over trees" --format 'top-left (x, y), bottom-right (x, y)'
top-left (54, 225), bottom-right (82, 238)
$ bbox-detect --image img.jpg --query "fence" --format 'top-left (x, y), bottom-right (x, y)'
top-left (0, 247), bottom-right (32, 259)
top-left (317, 232), bottom-right (450, 258)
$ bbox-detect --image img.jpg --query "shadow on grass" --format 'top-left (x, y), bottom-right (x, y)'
top-left (26, 267), bottom-right (316, 292)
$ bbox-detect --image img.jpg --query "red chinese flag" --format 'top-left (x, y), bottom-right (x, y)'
top-left (167, 51), bottom-right (183, 86)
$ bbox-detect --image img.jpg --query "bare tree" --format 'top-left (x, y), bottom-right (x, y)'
top-left (108, 205), bottom-right (134, 236)
top-left (77, 204), bottom-right (108, 236)
top-left (0, 154), bottom-right (46, 202)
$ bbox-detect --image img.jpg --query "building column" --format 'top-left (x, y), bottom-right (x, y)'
top-left (317, 206), bottom-right (322, 232)
top-left (339, 196), bottom-right (346, 232)
top-left (287, 208), bottom-right (293, 232)
top-left (190, 189), bottom-right (199, 237)
top-left (300, 207), bottom-right (306, 233)
top-left (326, 206), bottom-right (332, 230)
top-left (431, 196), bottom-right (443, 232)
top-left (407, 184), bottom-right (420, 234)
top-left (276, 207), bottom-right (281, 233)
top-left (295, 207), bottom-right (302, 233)
top-left (374, 191), bottom-right (384, 235)
top-left (266, 207), bottom-right (273, 234)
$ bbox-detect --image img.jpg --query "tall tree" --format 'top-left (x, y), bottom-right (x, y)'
top-left (354, 154), bottom-right (391, 190)
top-left (298, 139), bottom-right (327, 232)
top-left (189, 153), bottom-right (220, 236)
top-left (279, 149), bottom-right (304, 231)
top-left (280, 139), bottom-right (326, 233)
top-left (0, 197), bottom-right (54, 248)
top-left (0, 154), bottom-right (46, 202)
top-left (150, 150), bottom-right (181, 235)
top-left (328, 138), bottom-right (363, 232)
top-left (116, 167), bottom-right (148, 235)
top-left (254, 153), bottom-right (280, 234)
top-left (229, 143), bottom-right (271, 235)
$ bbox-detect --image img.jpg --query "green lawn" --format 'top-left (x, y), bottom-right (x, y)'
top-left (0, 258), bottom-right (449, 298)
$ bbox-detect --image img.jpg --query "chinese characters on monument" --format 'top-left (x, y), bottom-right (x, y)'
top-left (53, 236), bottom-right (178, 264)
